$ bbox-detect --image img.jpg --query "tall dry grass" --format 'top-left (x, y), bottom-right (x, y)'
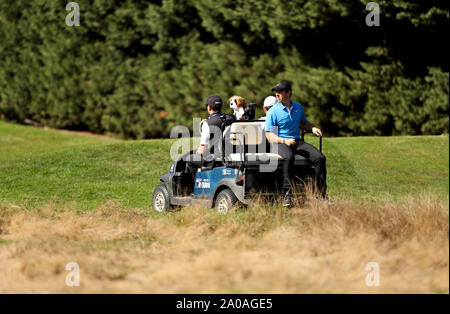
top-left (0, 192), bottom-right (448, 293)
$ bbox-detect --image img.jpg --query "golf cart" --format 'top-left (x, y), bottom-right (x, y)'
top-left (152, 120), bottom-right (322, 213)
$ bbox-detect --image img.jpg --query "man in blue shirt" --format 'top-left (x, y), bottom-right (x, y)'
top-left (265, 81), bottom-right (328, 206)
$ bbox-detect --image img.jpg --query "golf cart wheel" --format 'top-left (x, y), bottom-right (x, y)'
top-left (152, 184), bottom-right (170, 212)
top-left (215, 189), bottom-right (238, 214)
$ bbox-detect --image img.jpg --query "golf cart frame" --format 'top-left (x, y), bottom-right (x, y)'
top-left (152, 120), bottom-right (322, 213)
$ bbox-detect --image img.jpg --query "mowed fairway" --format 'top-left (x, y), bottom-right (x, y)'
top-left (0, 121), bottom-right (448, 293)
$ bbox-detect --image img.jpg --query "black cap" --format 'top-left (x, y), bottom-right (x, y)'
top-left (205, 94), bottom-right (223, 109)
top-left (272, 81), bottom-right (292, 92)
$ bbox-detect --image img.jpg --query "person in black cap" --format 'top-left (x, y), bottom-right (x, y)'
top-left (265, 81), bottom-right (329, 206)
top-left (184, 94), bottom-right (235, 182)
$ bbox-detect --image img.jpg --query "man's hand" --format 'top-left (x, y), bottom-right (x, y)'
top-left (284, 138), bottom-right (297, 146)
top-left (312, 127), bottom-right (322, 137)
top-left (197, 145), bottom-right (205, 155)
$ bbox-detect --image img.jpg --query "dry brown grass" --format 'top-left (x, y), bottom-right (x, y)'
top-left (0, 192), bottom-right (448, 293)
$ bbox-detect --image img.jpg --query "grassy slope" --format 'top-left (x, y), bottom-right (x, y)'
top-left (0, 121), bottom-right (117, 161)
top-left (323, 135), bottom-right (449, 197)
top-left (0, 121), bottom-right (448, 293)
top-left (0, 120), bottom-right (448, 210)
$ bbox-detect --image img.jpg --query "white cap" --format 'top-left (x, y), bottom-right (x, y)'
top-left (263, 96), bottom-right (277, 108)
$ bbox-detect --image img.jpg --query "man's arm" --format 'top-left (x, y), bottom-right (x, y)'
top-left (266, 132), bottom-right (296, 146)
top-left (300, 122), bottom-right (322, 137)
top-left (300, 121), bottom-right (313, 132)
top-left (197, 122), bottom-right (209, 155)
top-left (266, 131), bottom-right (282, 144)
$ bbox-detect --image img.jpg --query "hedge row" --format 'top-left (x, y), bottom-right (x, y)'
top-left (0, 0), bottom-right (448, 138)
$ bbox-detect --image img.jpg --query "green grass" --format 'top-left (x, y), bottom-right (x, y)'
top-left (0, 121), bottom-right (118, 161)
top-left (321, 135), bottom-right (449, 198)
top-left (0, 120), bottom-right (448, 210)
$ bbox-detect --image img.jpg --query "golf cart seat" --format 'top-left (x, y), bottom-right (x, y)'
top-left (200, 160), bottom-right (216, 171)
top-left (228, 152), bottom-right (311, 165)
top-left (223, 121), bottom-right (312, 166)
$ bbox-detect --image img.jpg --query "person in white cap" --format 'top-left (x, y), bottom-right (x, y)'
top-left (258, 95), bottom-right (277, 130)
top-left (259, 95), bottom-right (277, 121)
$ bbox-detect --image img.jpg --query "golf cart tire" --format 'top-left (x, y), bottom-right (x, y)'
top-left (152, 184), bottom-right (170, 212)
top-left (215, 189), bottom-right (238, 214)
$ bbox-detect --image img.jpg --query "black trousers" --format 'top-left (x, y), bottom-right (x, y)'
top-left (183, 153), bottom-right (214, 181)
top-left (271, 140), bottom-right (327, 197)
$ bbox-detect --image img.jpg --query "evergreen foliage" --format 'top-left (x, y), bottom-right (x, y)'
top-left (0, 0), bottom-right (448, 138)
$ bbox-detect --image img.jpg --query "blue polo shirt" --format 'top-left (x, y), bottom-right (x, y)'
top-left (265, 101), bottom-right (307, 140)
